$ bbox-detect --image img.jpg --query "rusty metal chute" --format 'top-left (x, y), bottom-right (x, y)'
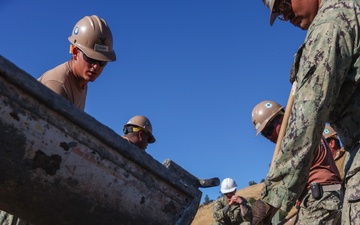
top-left (0, 55), bottom-right (218, 225)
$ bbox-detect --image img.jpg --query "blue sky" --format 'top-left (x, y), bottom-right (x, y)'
top-left (1, 0), bottom-right (306, 202)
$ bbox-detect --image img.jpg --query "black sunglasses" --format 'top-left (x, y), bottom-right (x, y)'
top-left (78, 49), bottom-right (107, 67)
top-left (276, 0), bottom-right (296, 21)
top-left (262, 115), bottom-right (282, 137)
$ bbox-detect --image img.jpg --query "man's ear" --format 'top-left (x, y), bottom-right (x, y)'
top-left (138, 130), bottom-right (145, 139)
top-left (138, 130), bottom-right (147, 141)
top-left (70, 44), bottom-right (76, 54)
top-left (329, 139), bottom-right (336, 148)
top-left (71, 46), bottom-right (80, 59)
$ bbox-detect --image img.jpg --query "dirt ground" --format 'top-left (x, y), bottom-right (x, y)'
top-left (191, 183), bottom-right (263, 225)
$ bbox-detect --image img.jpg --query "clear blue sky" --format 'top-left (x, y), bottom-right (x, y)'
top-left (1, 0), bottom-right (306, 202)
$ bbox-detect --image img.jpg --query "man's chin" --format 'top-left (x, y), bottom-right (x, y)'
top-left (87, 75), bottom-right (99, 82)
top-left (290, 17), bottom-right (309, 30)
top-left (298, 20), bottom-right (310, 30)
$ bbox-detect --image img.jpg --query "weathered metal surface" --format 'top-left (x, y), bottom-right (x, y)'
top-left (0, 55), bottom-right (204, 225)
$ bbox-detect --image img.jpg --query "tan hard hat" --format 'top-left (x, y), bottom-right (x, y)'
top-left (68, 15), bottom-right (116, 62)
top-left (124, 115), bottom-right (156, 143)
top-left (252, 100), bottom-right (284, 136)
top-left (262, 0), bottom-right (279, 26)
top-left (323, 124), bottom-right (338, 139)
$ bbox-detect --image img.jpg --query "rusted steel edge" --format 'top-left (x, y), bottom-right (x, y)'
top-left (175, 192), bottom-right (202, 225)
top-left (0, 55), bottom-right (199, 197)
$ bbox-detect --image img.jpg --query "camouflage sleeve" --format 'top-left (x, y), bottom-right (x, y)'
top-left (262, 21), bottom-right (353, 212)
top-left (227, 204), bottom-right (242, 223)
top-left (213, 198), bottom-right (226, 221)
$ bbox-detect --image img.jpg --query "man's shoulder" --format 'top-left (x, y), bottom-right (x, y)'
top-left (38, 62), bottom-right (70, 83)
top-left (215, 196), bottom-right (226, 204)
top-left (315, 0), bottom-right (360, 25)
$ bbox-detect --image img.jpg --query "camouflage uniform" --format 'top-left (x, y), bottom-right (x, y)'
top-left (260, 0), bottom-right (360, 224)
top-left (296, 190), bottom-right (343, 225)
top-left (292, 140), bottom-right (343, 225)
top-left (212, 196), bottom-right (251, 225)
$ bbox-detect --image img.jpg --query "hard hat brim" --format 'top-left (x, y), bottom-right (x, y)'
top-left (69, 39), bottom-right (116, 62)
top-left (270, 12), bottom-right (280, 26)
top-left (269, 0), bottom-right (279, 26)
top-left (221, 187), bottom-right (237, 194)
top-left (148, 134), bottom-right (156, 143)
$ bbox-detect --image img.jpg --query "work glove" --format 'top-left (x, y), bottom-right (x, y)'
top-left (251, 199), bottom-right (277, 225)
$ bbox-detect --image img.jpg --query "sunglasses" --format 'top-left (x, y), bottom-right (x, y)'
top-left (78, 49), bottom-right (107, 67)
top-left (261, 116), bottom-right (281, 138)
top-left (275, 0), bottom-right (296, 21)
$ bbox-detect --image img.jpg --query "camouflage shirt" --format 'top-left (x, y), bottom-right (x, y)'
top-left (212, 196), bottom-right (251, 225)
top-left (262, 0), bottom-right (360, 212)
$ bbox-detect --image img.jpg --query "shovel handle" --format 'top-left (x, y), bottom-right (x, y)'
top-left (270, 82), bottom-right (297, 170)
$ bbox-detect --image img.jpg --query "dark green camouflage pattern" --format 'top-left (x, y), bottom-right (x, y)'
top-left (260, 0), bottom-right (360, 224)
top-left (296, 191), bottom-right (342, 225)
top-left (342, 145), bottom-right (360, 224)
top-left (212, 196), bottom-right (251, 225)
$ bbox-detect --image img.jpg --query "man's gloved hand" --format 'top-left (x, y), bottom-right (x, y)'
top-left (251, 199), bottom-right (277, 225)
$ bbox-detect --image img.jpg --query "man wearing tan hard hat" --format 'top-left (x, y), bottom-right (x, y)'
top-left (1, 14), bottom-right (118, 225)
top-left (123, 115), bottom-right (156, 151)
top-left (252, 100), bottom-right (343, 225)
top-left (323, 124), bottom-right (348, 180)
top-left (38, 15), bottom-right (116, 111)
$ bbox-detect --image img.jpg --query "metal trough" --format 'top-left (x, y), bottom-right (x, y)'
top-left (0, 55), bottom-right (218, 225)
